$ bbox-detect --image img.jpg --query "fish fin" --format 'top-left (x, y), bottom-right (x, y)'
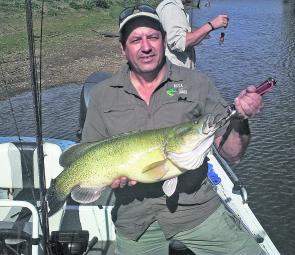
top-left (162, 177), bottom-right (178, 197)
top-left (47, 179), bottom-right (68, 217)
top-left (71, 185), bottom-right (105, 203)
top-left (142, 160), bottom-right (168, 181)
top-left (59, 141), bottom-right (103, 167)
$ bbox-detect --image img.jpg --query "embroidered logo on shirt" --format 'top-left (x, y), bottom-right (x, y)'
top-left (178, 88), bottom-right (187, 94)
top-left (166, 87), bottom-right (177, 96)
top-left (175, 84), bottom-right (187, 94)
top-left (167, 84), bottom-right (188, 97)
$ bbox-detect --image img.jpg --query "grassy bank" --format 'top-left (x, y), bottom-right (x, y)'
top-left (0, 0), bottom-right (160, 99)
top-left (0, 0), bottom-right (161, 55)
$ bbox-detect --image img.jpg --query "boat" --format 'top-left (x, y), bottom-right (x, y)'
top-left (0, 70), bottom-right (281, 255)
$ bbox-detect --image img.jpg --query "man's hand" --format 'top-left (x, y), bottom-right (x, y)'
top-left (111, 176), bottom-right (137, 189)
top-left (234, 85), bottom-right (264, 119)
top-left (210, 15), bottom-right (229, 29)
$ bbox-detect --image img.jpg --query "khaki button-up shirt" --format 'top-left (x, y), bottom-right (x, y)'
top-left (157, 0), bottom-right (196, 69)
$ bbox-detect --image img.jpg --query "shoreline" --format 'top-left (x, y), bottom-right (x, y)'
top-left (1, 33), bottom-right (125, 101)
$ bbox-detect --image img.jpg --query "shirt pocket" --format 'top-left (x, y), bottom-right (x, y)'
top-left (102, 104), bottom-right (137, 135)
top-left (154, 97), bottom-right (202, 127)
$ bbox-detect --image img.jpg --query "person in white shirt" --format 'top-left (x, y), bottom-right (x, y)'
top-left (156, 0), bottom-right (229, 69)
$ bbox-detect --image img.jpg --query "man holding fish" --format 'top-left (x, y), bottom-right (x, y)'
top-left (76, 4), bottom-right (265, 255)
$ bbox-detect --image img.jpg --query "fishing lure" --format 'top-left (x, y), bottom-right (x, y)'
top-left (219, 32), bottom-right (225, 44)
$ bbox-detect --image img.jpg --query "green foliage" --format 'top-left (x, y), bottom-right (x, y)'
top-left (0, 0), bottom-right (161, 14)
top-left (115, 0), bottom-right (160, 8)
top-left (96, 0), bottom-right (110, 8)
top-left (68, 1), bottom-right (81, 9)
top-left (0, 0), bottom-right (113, 14)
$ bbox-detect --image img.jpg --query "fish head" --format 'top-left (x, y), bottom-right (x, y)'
top-left (179, 114), bottom-right (222, 147)
top-left (200, 113), bottom-right (224, 135)
top-left (166, 113), bottom-right (225, 170)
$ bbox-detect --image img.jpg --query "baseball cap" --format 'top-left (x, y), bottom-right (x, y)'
top-left (119, 4), bottom-right (160, 33)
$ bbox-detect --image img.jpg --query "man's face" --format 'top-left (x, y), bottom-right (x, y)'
top-left (121, 20), bottom-right (165, 75)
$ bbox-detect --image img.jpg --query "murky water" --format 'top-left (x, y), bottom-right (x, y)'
top-left (0, 84), bottom-right (81, 141)
top-left (0, 0), bottom-right (295, 254)
top-left (193, 0), bottom-right (295, 254)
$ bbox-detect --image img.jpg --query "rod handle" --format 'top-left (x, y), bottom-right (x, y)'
top-left (255, 77), bottom-right (276, 96)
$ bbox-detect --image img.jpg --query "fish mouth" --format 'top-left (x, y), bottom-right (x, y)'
top-left (202, 114), bottom-right (226, 134)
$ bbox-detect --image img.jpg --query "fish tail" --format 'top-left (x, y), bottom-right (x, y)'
top-left (46, 179), bottom-right (69, 216)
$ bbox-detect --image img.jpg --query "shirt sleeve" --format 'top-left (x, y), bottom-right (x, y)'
top-left (157, 3), bottom-right (190, 52)
top-left (81, 91), bottom-right (109, 143)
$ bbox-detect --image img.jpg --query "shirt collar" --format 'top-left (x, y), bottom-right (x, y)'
top-left (109, 59), bottom-right (184, 93)
top-left (157, 0), bottom-right (185, 11)
top-left (164, 59), bottom-right (184, 83)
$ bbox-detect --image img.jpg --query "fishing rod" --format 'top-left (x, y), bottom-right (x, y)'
top-left (0, 1), bottom-right (50, 254)
top-left (23, 2), bottom-right (95, 254)
top-left (24, 0), bottom-right (51, 254)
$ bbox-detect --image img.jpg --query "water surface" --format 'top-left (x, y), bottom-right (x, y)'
top-left (193, 0), bottom-right (295, 254)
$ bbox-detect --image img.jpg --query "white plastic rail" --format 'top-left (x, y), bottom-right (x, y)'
top-left (0, 200), bottom-right (39, 255)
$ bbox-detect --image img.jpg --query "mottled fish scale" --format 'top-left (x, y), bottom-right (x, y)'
top-left (71, 130), bottom-right (167, 183)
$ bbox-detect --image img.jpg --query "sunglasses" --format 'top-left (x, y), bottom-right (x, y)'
top-left (119, 4), bottom-right (157, 26)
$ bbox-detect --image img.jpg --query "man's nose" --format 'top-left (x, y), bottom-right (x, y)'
top-left (141, 38), bottom-right (152, 52)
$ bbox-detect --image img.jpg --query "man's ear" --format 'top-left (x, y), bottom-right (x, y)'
top-left (120, 42), bottom-right (126, 57)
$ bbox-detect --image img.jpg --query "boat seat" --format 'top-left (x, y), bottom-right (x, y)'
top-left (0, 141), bottom-right (66, 254)
top-left (0, 142), bottom-right (24, 189)
top-left (0, 140), bottom-right (65, 210)
top-left (0, 139), bottom-right (34, 254)
top-left (77, 71), bottom-right (112, 140)
top-left (0, 141), bottom-right (64, 191)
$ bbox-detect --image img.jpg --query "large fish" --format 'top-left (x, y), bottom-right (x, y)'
top-left (47, 114), bottom-right (225, 216)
